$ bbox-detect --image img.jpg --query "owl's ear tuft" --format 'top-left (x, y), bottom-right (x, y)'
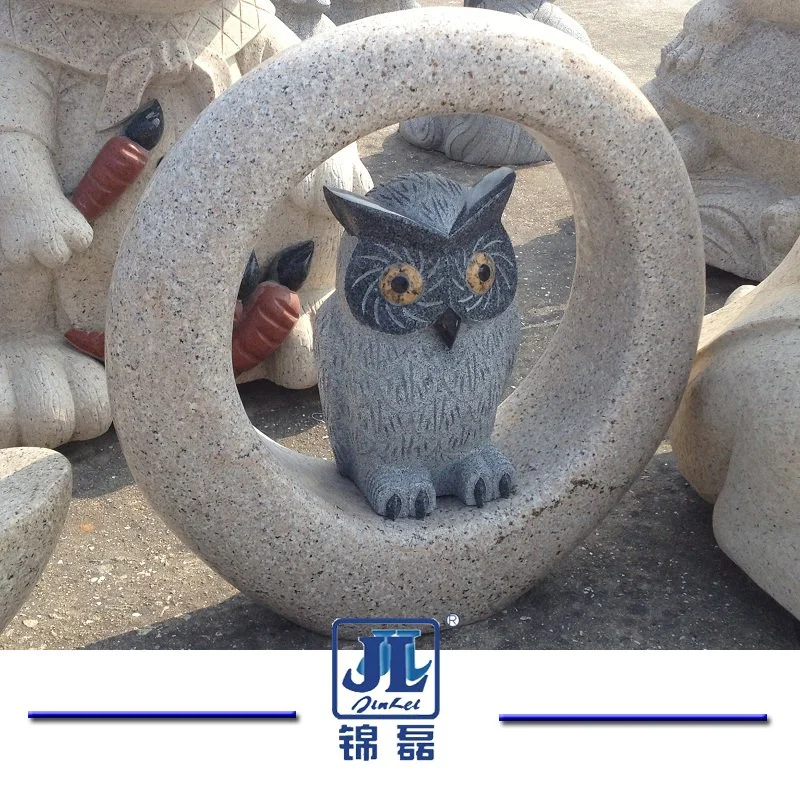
top-left (451, 167), bottom-right (516, 235)
top-left (324, 185), bottom-right (416, 239)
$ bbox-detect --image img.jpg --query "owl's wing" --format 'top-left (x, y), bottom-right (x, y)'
top-left (315, 299), bottom-right (416, 465)
top-left (314, 298), bottom-right (360, 466)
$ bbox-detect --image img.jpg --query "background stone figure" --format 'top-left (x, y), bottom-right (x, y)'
top-left (327, 0), bottom-right (418, 26)
top-left (271, 0), bottom-right (335, 40)
top-left (0, 0), bottom-right (370, 450)
top-left (316, 168), bottom-right (520, 519)
top-left (398, 1), bottom-right (592, 166)
top-left (643, 0), bottom-right (800, 280)
top-left (670, 234), bottom-right (800, 621)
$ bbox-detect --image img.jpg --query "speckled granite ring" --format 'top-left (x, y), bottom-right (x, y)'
top-left (106, 8), bottom-right (705, 634)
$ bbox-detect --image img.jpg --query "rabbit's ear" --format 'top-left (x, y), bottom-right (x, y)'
top-left (451, 167), bottom-right (516, 235)
top-left (268, 240), bottom-right (315, 292)
top-left (323, 185), bottom-right (441, 245)
top-left (238, 251), bottom-right (263, 300)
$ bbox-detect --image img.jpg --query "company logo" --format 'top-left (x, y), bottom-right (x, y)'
top-left (332, 618), bottom-right (440, 720)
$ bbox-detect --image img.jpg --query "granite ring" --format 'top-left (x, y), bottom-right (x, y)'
top-left (106, 8), bottom-right (705, 634)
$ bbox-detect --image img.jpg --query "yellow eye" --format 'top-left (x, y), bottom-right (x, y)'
top-left (379, 263), bottom-right (424, 305)
top-left (466, 252), bottom-right (496, 294)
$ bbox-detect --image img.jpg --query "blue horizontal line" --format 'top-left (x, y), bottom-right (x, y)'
top-left (499, 714), bottom-right (768, 723)
top-left (29, 711), bottom-right (297, 720)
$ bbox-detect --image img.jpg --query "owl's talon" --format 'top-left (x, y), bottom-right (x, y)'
top-left (451, 444), bottom-right (515, 508)
top-left (474, 478), bottom-right (487, 508)
top-left (385, 494), bottom-right (402, 520)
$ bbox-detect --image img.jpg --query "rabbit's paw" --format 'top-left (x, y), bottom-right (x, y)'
top-left (0, 332), bottom-right (111, 448)
top-left (0, 193), bottom-right (93, 270)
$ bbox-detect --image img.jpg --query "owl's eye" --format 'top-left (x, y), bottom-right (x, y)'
top-left (379, 263), bottom-right (424, 305)
top-left (466, 252), bottom-right (496, 294)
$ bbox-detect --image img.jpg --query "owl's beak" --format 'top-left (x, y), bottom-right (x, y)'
top-left (433, 309), bottom-right (461, 349)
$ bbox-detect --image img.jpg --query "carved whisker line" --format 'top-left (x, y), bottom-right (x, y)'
top-left (401, 307), bottom-right (429, 325)
top-left (476, 232), bottom-right (505, 249)
top-left (425, 276), bottom-right (446, 294)
top-left (373, 241), bottom-right (398, 258)
top-left (362, 285), bottom-right (379, 317)
top-left (359, 254), bottom-right (395, 266)
top-left (465, 295), bottom-right (485, 312)
top-left (371, 294), bottom-right (384, 328)
top-left (373, 241), bottom-right (417, 264)
top-left (385, 304), bottom-right (406, 330)
top-left (350, 266), bottom-right (386, 288)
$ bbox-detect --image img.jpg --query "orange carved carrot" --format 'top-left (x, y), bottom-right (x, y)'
top-left (71, 101), bottom-right (164, 222)
top-left (71, 138), bottom-right (149, 222)
top-left (65, 242), bottom-right (313, 376)
top-left (231, 281), bottom-right (302, 376)
top-left (66, 287), bottom-right (299, 376)
top-left (64, 328), bottom-right (106, 361)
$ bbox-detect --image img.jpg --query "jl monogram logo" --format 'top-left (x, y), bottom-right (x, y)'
top-left (332, 619), bottom-right (440, 720)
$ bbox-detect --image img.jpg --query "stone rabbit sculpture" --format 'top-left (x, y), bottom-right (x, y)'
top-left (0, 0), bottom-right (370, 449)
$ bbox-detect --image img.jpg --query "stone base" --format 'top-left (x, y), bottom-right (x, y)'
top-left (0, 447), bottom-right (72, 632)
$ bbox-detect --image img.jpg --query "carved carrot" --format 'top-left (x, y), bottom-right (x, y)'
top-left (64, 328), bottom-right (106, 361)
top-left (71, 101), bottom-right (164, 222)
top-left (64, 241), bottom-right (314, 377)
top-left (231, 281), bottom-right (301, 376)
top-left (230, 243), bottom-right (313, 376)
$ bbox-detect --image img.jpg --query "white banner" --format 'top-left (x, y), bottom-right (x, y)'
top-left (0, 649), bottom-right (795, 796)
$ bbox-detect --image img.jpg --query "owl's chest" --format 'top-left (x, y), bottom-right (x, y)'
top-left (316, 298), bottom-right (519, 465)
top-left (321, 300), bottom-right (519, 412)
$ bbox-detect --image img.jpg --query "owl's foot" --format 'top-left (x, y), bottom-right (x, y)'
top-left (452, 445), bottom-right (514, 508)
top-left (358, 465), bottom-right (436, 520)
top-left (0, 331), bottom-right (112, 448)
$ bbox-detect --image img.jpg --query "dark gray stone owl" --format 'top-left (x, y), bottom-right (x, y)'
top-left (315, 168), bottom-right (521, 519)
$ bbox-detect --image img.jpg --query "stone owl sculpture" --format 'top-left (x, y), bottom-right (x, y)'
top-left (315, 168), bottom-right (521, 520)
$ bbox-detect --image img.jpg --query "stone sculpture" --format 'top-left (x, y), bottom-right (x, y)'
top-left (272, 0), bottom-right (335, 40)
top-left (245, 150), bottom-right (372, 389)
top-left (106, 9), bottom-right (704, 634)
top-left (670, 235), bottom-right (800, 621)
top-left (0, 0), bottom-right (371, 450)
top-left (327, 0), bottom-right (418, 26)
top-left (66, 242), bottom-right (315, 377)
top-left (398, 1), bottom-right (591, 166)
top-left (0, 448), bottom-right (72, 633)
top-left (317, 168), bottom-right (520, 519)
top-left (643, 0), bottom-right (800, 280)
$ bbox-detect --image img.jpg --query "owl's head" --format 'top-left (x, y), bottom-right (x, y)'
top-left (323, 168), bottom-right (517, 348)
